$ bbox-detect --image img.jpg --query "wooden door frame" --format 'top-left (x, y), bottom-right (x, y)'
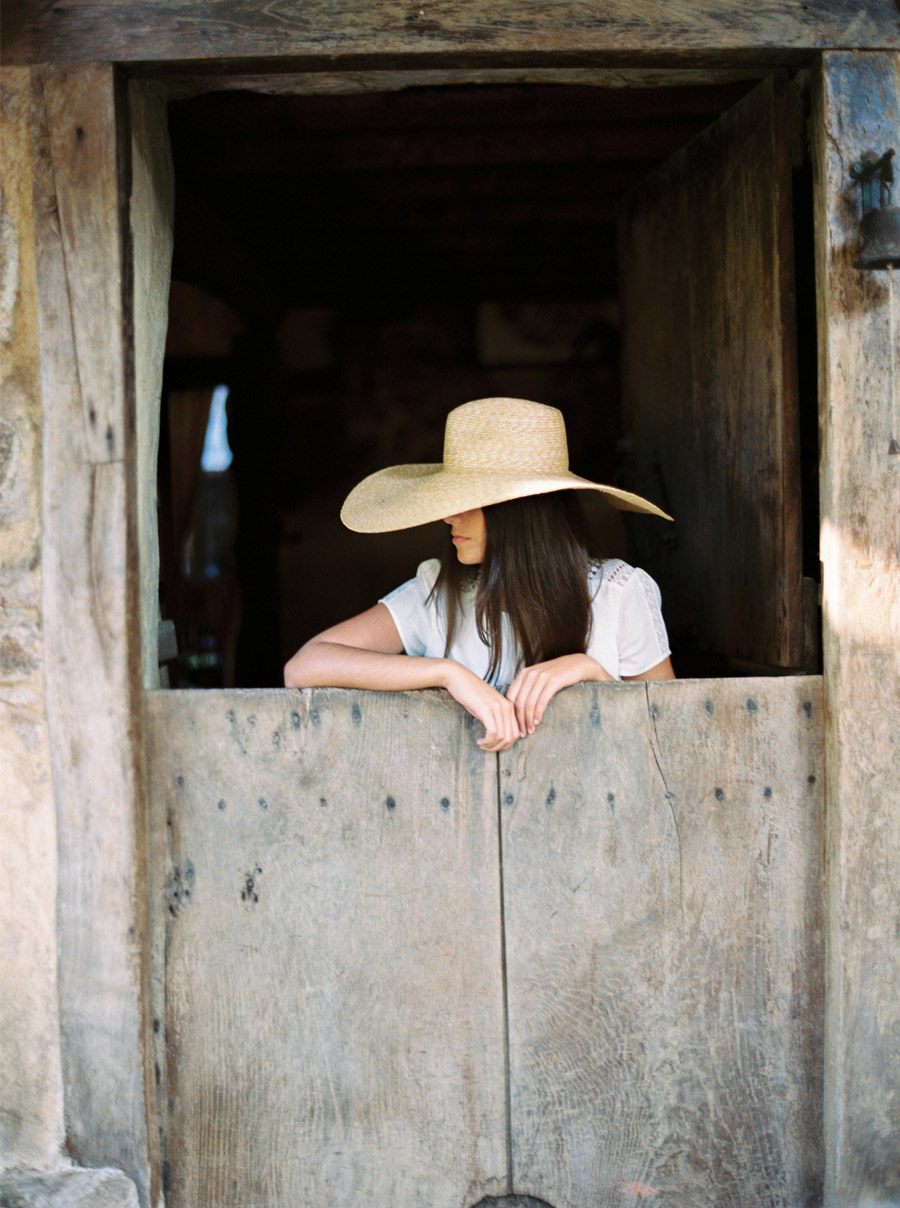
top-left (24, 65), bottom-right (173, 1207)
top-left (21, 46), bottom-right (898, 1207)
top-left (811, 51), bottom-right (900, 1208)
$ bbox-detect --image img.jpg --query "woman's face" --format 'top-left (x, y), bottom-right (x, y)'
top-left (443, 508), bottom-right (487, 564)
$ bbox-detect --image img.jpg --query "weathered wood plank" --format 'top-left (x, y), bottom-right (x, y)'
top-left (2, 0), bottom-right (899, 66)
top-left (31, 64), bottom-right (154, 1202)
top-left (500, 677), bottom-right (824, 1207)
top-left (38, 65), bottom-right (129, 465)
top-left (147, 687), bottom-right (507, 1208)
top-left (812, 51), bottom-right (900, 1207)
top-left (620, 75), bottom-right (803, 669)
top-left (168, 69), bottom-right (766, 102)
top-left (129, 80), bottom-right (174, 688)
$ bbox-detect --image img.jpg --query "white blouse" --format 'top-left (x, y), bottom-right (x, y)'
top-left (380, 557), bottom-right (670, 685)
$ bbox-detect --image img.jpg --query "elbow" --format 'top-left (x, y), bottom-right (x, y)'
top-left (283, 650), bottom-right (309, 688)
top-left (283, 638), bottom-right (324, 688)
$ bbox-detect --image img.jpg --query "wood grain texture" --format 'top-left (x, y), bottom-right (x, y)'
top-left (147, 687), bottom-right (507, 1208)
top-left (620, 75), bottom-right (803, 669)
top-left (812, 51), bottom-right (900, 1206)
top-left (2, 0), bottom-right (899, 66)
top-left (166, 67), bottom-right (770, 101)
top-left (500, 677), bottom-right (824, 1208)
top-left (129, 80), bottom-right (174, 689)
top-left (38, 65), bottom-right (129, 465)
top-left (31, 64), bottom-right (154, 1202)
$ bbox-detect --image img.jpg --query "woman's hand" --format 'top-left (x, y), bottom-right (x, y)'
top-left (507, 653), bottom-right (613, 735)
top-left (443, 661), bottom-right (524, 752)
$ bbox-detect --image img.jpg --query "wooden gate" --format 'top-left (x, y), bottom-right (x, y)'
top-left (148, 676), bottom-right (823, 1207)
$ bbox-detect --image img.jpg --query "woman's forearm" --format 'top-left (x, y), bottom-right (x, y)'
top-left (284, 641), bottom-right (453, 692)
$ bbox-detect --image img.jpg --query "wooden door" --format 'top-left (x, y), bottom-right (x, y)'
top-left (150, 678), bottom-right (824, 1207)
top-left (619, 75), bottom-right (804, 672)
top-left (148, 689), bottom-right (509, 1207)
top-left (499, 678), bottom-right (823, 1207)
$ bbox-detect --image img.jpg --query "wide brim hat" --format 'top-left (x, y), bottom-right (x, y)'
top-left (340, 397), bottom-right (672, 533)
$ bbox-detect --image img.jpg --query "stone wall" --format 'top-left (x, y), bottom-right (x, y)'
top-left (0, 66), bottom-right (65, 1174)
top-left (0, 66), bottom-right (145, 1208)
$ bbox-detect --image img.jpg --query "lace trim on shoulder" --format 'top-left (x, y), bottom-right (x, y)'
top-left (596, 558), bottom-right (634, 587)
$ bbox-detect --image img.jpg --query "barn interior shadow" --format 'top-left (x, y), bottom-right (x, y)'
top-left (160, 78), bottom-right (818, 687)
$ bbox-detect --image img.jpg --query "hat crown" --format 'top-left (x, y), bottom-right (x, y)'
top-left (442, 398), bottom-right (570, 475)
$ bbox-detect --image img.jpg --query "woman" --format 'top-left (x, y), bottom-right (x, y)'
top-left (284, 397), bottom-right (675, 750)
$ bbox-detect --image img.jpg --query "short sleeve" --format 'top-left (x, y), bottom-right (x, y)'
top-left (616, 567), bottom-right (671, 677)
top-left (378, 559), bottom-right (442, 658)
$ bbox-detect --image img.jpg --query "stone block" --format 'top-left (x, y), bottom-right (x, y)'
top-left (0, 1167), bottom-right (139, 1208)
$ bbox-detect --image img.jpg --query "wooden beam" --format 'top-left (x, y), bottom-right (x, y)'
top-left (166, 67), bottom-right (770, 100)
top-left (30, 63), bottom-right (155, 1204)
top-left (168, 81), bottom-right (756, 131)
top-left (812, 51), bottom-right (900, 1207)
top-left (2, 0), bottom-right (899, 66)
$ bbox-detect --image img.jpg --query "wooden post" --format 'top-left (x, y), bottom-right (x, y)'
top-left (30, 65), bottom-right (158, 1204)
top-left (813, 51), bottom-right (900, 1206)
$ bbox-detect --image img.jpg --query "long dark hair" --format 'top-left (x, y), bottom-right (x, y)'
top-left (431, 491), bottom-right (595, 681)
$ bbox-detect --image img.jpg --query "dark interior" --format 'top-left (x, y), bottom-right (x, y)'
top-left (159, 77), bottom-right (806, 688)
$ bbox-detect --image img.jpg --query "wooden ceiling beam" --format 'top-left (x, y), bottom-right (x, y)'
top-left (168, 81), bottom-right (756, 133)
top-left (163, 67), bottom-right (768, 101)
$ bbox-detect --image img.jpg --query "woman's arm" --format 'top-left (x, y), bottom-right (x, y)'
top-left (283, 604), bottom-right (523, 751)
top-left (285, 604), bottom-right (437, 690)
top-left (622, 655), bottom-right (675, 682)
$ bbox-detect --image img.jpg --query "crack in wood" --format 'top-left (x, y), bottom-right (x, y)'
top-left (644, 682), bottom-right (685, 920)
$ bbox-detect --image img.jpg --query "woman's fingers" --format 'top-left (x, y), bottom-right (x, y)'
top-left (511, 668), bottom-right (549, 731)
top-left (446, 662), bottom-right (521, 750)
top-left (476, 698), bottom-right (521, 751)
top-left (508, 659), bottom-right (585, 732)
top-left (526, 673), bottom-right (554, 731)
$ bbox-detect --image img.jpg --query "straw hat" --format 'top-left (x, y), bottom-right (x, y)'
top-left (340, 397), bottom-right (672, 532)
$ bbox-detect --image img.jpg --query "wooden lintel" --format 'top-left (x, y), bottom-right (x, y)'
top-left (2, 1), bottom-right (899, 67)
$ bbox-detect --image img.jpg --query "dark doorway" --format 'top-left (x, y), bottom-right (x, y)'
top-left (160, 77), bottom-right (812, 687)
